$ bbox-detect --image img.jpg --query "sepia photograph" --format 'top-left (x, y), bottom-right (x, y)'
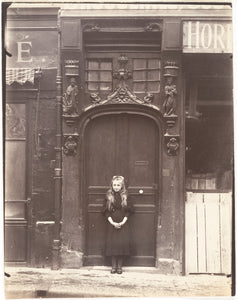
top-left (2, 0), bottom-right (235, 298)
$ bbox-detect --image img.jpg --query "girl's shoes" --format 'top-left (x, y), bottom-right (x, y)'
top-left (110, 268), bottom-right (123, 274)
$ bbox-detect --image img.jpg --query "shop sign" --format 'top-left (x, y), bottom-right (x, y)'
top-left (183, 21), bottom-right (232, 53)
top-left (6, 30), bottom-right (58, 68)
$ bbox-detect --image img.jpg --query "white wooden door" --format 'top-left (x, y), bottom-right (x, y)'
top-left (185, 192), bottom-right (232, 274)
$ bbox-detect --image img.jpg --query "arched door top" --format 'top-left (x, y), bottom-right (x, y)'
top-left (78, 103), bottom-right (165, 137)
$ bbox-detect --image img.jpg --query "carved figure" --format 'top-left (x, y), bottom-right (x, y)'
top-left (163, 77), bottom-right (177, 116)
top-left (167, 137), bottom-right (179, 156)
top-left (63, 78), bottom-right (79, 115)
top-left (63, 135), bottom-right (78, 156)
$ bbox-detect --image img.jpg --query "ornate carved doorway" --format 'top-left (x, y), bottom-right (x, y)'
top-left (60, 16), bottom-right (184, 273)
top-left (81, 48), bottom-right (162, 266)
top-left (84, 113), bottom-right (159, 266)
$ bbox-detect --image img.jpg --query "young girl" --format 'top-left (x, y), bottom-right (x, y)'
top-left (104, 176), bottom-right (133, 274)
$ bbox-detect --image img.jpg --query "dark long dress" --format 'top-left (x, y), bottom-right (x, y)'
top-left (104, 192), bottom-right (133, 256)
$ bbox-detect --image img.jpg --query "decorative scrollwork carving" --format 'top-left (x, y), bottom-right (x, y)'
top-left (143, 93), bottom-right (154, 104)
top-left (107, 87), bottom-right (142, 104)
top-left (83, 23), bottom-right (100, 32)
top-left (90, 93), bottom-right (101, 104)
top-left (113, 55), bottom-right (132, 81)
top-left (113, 69), bottom-right (132, 81)
top-left (85, 55), bottom-right (160, 112)
top-left (165, 135), bottom-right (180, 156)
top-left (63, 135), bottom-right (79, 156)
top-left (144, 22), bottom-right (162, 32)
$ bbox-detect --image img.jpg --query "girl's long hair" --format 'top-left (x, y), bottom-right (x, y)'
top-left (106, 176), bottom-right (128, 211)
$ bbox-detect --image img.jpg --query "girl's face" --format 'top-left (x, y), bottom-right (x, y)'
top-left (112, 180), bottom-right (122, 192)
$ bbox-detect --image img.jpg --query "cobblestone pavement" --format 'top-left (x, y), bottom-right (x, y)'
top-left (4, 266), bottom-right (233, 299)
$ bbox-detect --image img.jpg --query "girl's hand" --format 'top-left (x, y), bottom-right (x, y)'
top-left (108, 217), bottom-right (128, 229)
top-left (119, 217), bottom-right (128, 227)
top-left (108, 217), bottom-right (121, 229)
top-left (113, 222), bottom-right (121, 229)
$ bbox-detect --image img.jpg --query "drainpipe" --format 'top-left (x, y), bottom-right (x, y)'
top-left (52, 9), bottom-right (62, 270)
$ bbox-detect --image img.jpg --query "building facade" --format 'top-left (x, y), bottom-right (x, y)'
top-left (4, 3), bottom-right (233, 275)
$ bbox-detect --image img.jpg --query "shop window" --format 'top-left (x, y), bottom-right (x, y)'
top-left (86, 59), bottom-right (113, 91)
top-left (185, 75), bottom-right (233, 191)
top-left (186, 105), bottom-right (233, 191)
top-left (133, 58), bottom-right (161, 93)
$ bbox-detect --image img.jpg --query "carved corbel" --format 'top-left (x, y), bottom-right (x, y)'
top-left (165, 135), bottom-right (180, 156)
top-left (63, 134), bottom-right (79, 156)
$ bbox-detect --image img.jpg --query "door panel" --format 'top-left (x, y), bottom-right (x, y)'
top-left (5, 141), bottom-right (26, 200)
top-left (85, 114), bottom-right (158, 266)
top-left (86, 115), bottom-right (116, 186)
top-left (128, 116), bottom-right (156, 186)
top-left (5, 103), bottom-right (28, 262)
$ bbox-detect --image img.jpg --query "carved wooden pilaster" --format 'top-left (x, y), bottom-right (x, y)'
top-left (63, 59), bottom-right (80, 126)
top-left (163, 61), bottom-right (179, 128)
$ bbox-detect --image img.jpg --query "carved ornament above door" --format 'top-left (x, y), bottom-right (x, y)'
top-left (84, 55), bottom-right (160, 112)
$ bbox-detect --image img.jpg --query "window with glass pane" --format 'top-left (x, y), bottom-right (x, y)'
top-left (133, 58), bottom-right (161, 93)
top-left (86, 60), bottom-right (112, 91)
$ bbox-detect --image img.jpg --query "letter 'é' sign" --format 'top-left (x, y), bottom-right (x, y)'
top-left (6, 31), bottom-right (58, 68)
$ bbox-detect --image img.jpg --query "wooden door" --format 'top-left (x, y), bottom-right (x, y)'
top-left (84, 113), bottom-right (158, 266)
top-left (185, 192), bottom-right (232, 274)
